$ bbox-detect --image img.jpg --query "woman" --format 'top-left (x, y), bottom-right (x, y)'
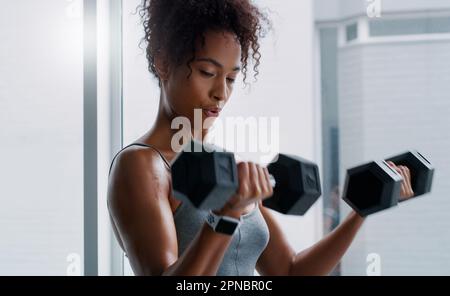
top-left (107, 0), bottom-right (414, 276)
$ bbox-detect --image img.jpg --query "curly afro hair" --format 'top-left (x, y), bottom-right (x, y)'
top-left (136, 0), bottom-right (272, 88)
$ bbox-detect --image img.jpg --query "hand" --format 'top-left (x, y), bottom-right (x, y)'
top-left (386, 161), bottom-right (414, 200)
top-left (214, 162), bottom-right (273, 218)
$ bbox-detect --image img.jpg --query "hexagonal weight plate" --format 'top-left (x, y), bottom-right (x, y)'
top-left (264, 154), bottom-right (321, 215)
top-left (342, 160), bottom-right (403, 217)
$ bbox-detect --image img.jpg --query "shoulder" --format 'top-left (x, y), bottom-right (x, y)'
top-left (112, 144), bottom-right (168, 176)
top-left (108, 144), bottom-right (171, 203)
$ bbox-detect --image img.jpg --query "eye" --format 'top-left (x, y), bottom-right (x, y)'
top-left (200, 70), bottom-right (214, 77)
top-left (227, 77), bottom-right (236, 84)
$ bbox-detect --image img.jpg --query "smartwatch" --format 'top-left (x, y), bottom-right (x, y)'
top-left (206, 210), bottom-right (242, 235)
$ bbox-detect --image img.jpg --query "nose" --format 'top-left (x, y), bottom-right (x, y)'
top-left (212, 79), bottom-right (228, 102)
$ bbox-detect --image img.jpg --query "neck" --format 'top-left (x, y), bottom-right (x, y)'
top-left (141, 95), bottom-right (209, 154)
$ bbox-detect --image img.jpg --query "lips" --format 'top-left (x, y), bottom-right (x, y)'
top-left (202, 107), bottom-right (221, 118)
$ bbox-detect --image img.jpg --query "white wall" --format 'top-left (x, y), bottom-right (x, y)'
top-left (121, 0), bottom-right (322, 275)
top-left (0, 0), bottom-right (84, 275)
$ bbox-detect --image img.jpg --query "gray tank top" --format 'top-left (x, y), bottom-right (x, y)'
top-left (109, 143), bottom-right (270, 276)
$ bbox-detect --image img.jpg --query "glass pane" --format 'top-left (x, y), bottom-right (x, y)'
top-left (0, 0), bottom-right (84, 275)
top-left (319, 13), bottom-right (450, 275)
top-left (346, 23), bottom-right (358, 42)
top-left (370, 16), bottom-right (450, 37)
top-left (319, 27), bottom-right (340, 275)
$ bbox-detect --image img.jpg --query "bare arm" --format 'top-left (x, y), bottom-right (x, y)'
top-left (288, 161), bottom-right (414, 275)
top-left (288, 211), bottom-right (364, 276)
top-left (256, 204), bottom-right (364, 276)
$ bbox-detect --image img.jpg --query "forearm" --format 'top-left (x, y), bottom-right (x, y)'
top-left (162, 223), bottom-right (236, 276)
top-left (289, 210), bottom-right (365, 276)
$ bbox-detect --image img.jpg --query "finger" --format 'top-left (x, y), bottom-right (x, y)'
top-left (386, 161), bottom-right (399, 177)
top-left (263, 167), bottom-right (274, 198)
top-left (400, 165), bottom-right (414, 198)
top-left (237, 162), bottom-right (249, 194)
top-left (248, 162), bottom-right (262, 198)
top-left (404, 166), bottom-right (414, 196)
top-left (394, 166), bottom-right (407, 197)
top-left (256, 165), bottom-right (270, 199)
top-left (232, 162), bottom-right (250, 208)
top-left (386, 161), bottom-right (395, 167)
top-left (390, 163), bottom-right (402, 178)
top-left (399, 166), bottom-right (412, 197)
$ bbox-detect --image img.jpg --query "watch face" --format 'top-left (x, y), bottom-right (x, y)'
top-left (216, 219), bottom-right (238, 235)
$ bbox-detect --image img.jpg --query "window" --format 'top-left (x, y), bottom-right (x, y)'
top-left (346, 23), bottom-right (358, 42)
top-left (370, 16), bottom-right (450, 37)
top-left (318, 12), bottom-right (450, 275)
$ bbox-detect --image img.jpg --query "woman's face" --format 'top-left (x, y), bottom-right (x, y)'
top-left (161, 30), bottom-right (242, 132)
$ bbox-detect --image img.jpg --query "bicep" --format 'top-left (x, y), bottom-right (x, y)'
top-left (256, 201), bottom-right (296, 276)
top-left (107, 150), bottom-right (178, 276)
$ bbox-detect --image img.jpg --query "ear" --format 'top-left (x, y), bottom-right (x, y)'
top-left (154, 53), bottom-right (171, 81)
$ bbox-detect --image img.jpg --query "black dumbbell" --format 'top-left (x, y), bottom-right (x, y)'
top-left (264, 154), bottom-right (321, 215)
top-left (342, 150), bottom-right (434, 217)
top-left (171, 139), bottom-right (322, 215)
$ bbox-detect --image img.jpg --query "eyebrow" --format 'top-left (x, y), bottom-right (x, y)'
top-left (195, 57), bottom-right (241, 72)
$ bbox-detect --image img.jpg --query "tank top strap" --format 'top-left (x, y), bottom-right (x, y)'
top-left (108, 142), bottom-right (172, 177)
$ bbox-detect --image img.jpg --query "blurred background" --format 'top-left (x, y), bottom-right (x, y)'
top-left (0, 0), bottom-right (449, 275)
